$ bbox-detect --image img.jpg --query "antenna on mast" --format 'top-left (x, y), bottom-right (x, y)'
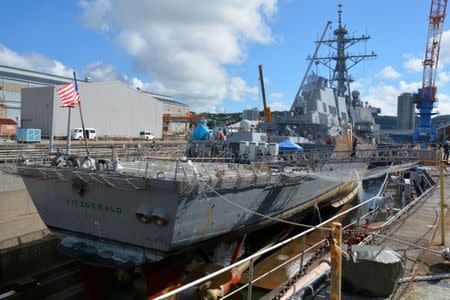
top-left (337, 4), bottom-right (343, 27)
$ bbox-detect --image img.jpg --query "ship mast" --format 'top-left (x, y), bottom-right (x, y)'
top-left (310, 4), bottom-right (376, 118)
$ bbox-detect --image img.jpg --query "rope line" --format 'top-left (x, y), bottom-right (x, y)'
top-left (201, 179), bottom-right (332, 231)
top-left (372, 232), bottom-right (442, 256)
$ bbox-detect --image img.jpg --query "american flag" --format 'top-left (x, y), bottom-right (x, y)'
top-left (56, 82), bottom-right (80, 108)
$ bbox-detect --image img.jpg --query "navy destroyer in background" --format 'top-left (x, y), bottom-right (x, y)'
top-left (187, 6), bottom-right (381, 160)
top-left (276, 5), bottom-right (381, 141)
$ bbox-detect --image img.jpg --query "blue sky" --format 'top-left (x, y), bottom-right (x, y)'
top-left (1, 0), bottom-right (450, 115)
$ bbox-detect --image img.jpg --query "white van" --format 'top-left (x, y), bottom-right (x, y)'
top-left (71, 128), bottom-right (97, 140)
top-left (139, 131), bottom-right (154, 140)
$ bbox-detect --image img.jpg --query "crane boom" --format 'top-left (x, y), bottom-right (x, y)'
top-left (258, 64), bottom-right (271, 123)
top-left (422, 0), bottom-right (448, 95)
top-left (414, 0), bottom-right (448, 142)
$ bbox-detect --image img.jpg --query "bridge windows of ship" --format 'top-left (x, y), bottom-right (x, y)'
top-left (329, 105), bottom-right (337, 115)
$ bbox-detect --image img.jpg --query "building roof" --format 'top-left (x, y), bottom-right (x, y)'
top-left (141, 90), bottom-right (188, 107)
top-left (437, 124), bottom-right (450, 130)
top-left (0, 118), bottom-right (18, 125)
top-left (0, 65), bottom-right (88, 86)
top-left (0, 64), bottom-right (190, 108)
top-left (156, 97), bottom-right (189, 107)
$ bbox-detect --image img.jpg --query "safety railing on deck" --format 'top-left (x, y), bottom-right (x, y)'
top-left (275, 147), bottom-right (428, 165)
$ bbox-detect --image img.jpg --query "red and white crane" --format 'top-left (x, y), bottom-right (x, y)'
top-left (414, 0), bottom-right (448, 141)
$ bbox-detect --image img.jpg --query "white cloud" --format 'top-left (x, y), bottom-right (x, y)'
top-left (436, 71), bottom-right (450, 87)
top-left (353, 79), bottom-right (422, 116)
top-left (0, 44), bottom-right (73, 77)
top-left (403, 56), bottom-right (422, 73)
top-left (79, 0), bottom-right (278, 111)
top-left (228, 76), bottom-right (258, 101)
top-left (399, 80), bottom-right (421, 92)
top-left (378, 66), bottom-right (401, 79)
top-left (269, 91), bottom-right (283, 100)
top-left (85, 61), bottom-right (176, 95)
top-left (439, 30), bottom-right (450, 67)
top-left (437, 93), bottom-right (450, 114)
top-left (84, 61), bottom-right (125, 81)
top-left (130, 77), bottom-right (176, 95)
top-left (270, 101), bottom-right (289, 111)
top-left (79, 0), bottom-right (111, 32)
top-left (402, 30), bottom-right (450, 73)
top-left (363, 83), bottom-right (400, 115)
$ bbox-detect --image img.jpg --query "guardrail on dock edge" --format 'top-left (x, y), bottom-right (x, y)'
top-left (152, 167), bottom-right (423, 300)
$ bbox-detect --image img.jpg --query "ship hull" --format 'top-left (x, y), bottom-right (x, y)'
top-left (19, 164), bottom-right (358, 265)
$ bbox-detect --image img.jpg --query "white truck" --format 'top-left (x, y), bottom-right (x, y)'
top-left (71, 128), bottom-right (97, 140)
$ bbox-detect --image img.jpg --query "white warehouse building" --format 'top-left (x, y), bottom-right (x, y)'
top-left (21, 81), bottom-right (187, 139)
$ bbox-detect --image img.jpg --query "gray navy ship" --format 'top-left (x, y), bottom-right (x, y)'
top-left (18, 158), bottom-right (359, 266)
top-left (276, 4), bottom-right (381, 141)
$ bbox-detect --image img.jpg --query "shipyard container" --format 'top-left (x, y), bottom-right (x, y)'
top-left (258, 142), bottom-right (267, 156)
top-left (268, 143), bottom-right (279, 162)
top-left (17, 128), bottom-right (41, 143)
top-left (249, 142), bottom-right (257, 161)
top-left (239, 141), bottom-right (249, 157)
top-left (0, 118), bottom-right (18, 135)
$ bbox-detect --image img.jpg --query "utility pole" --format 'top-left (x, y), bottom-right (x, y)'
top-left (440, 158), bottom-right (446, 245)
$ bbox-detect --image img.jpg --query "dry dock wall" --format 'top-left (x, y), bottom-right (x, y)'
top-left (0, 170), bottom-right (47, 249)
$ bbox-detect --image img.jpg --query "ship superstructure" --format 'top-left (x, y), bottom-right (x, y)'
top-left (279, 5), bottom-right (380, 140)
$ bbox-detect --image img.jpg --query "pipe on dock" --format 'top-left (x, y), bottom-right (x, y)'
top-left (270, 260), bottom-right (330, 300)
top-left (439, 158), bottom-right (446, 245)
top-left (398, 273), bottom-right (450, 283)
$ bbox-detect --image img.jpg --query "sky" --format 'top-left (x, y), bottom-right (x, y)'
top-left (1, 0), bottom-right (450, 115)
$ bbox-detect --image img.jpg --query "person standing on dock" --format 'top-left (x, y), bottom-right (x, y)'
top-left (351, 137), bottom-right (358, 158)
top-left (444, 141), bottom-right (449, 161)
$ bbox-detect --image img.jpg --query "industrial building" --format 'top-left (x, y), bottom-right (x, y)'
top-left (436, 124), bottom-right (450, 143)
top-left (397, 93), bottom-right (415, 130)
top-left (21, 81), bottom-right (170, 138)
top-left (142, 90), bottom-right (190, 133)
top-left (242, 107), bottom-right (259, 121)
top-left (0, 65), bottom-right (84, 123)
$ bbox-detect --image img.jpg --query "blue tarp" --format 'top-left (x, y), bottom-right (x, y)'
top-left (192, 125), bottom-right (211, 140)
top-left (278, 139), bottom-right (304, 152)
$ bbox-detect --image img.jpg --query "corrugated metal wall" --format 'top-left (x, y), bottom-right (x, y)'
top-left (21, 87), bottom-right (55, 137)
top-left (22, 81), bottom-right (165, 138)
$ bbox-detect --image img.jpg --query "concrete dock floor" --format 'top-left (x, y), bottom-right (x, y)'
top-left (371, 167), bottom-right (450, 300)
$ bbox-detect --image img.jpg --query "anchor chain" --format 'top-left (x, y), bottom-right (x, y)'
top-left (273, 238), bottom-right (330, 300)
top-left (344, 186), bottom-right (435, 248)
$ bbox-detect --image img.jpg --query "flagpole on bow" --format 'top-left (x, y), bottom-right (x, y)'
top-left (73, 72), bottom-right (90, 157)
top-left (66, 100), bottom-right (72, 155)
